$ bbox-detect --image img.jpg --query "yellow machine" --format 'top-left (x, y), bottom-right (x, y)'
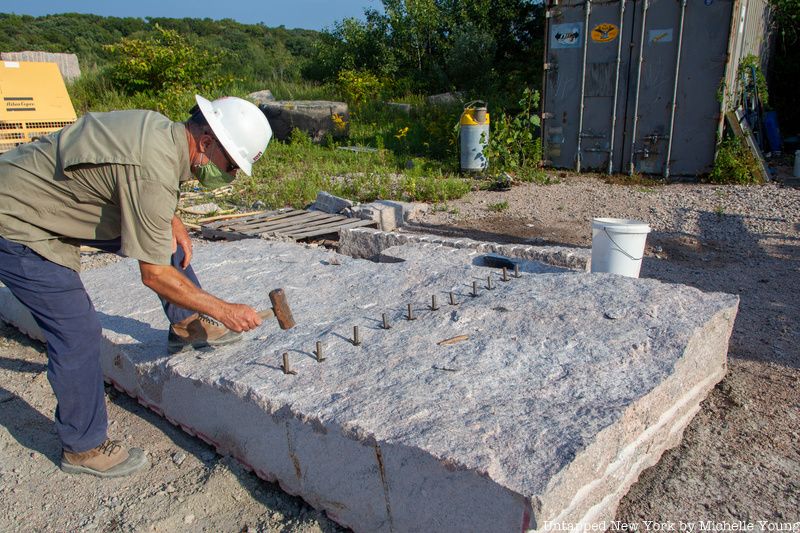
top-left (0, 60), bottom-right (77, 153)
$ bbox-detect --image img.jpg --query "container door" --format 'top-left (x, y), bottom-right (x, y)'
top-left (577, 1), bottom-right (634, 172)
top-left (621, 0), bottom-right (683, 175)
top-left (668, 0), bottom-right (734, 176)
top-left (542, 0), bottom-right (638, 174)
top-left (542, 1), bottom-right (587, 169)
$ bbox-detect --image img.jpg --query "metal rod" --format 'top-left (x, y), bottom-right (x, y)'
top-left (472, 281), bottom-right (479, 297)
top-left (449, 292), bottom-right (458, 306)
top-left (663, 0), bottom-right (687, 179)
top-left (431, 295), bottom-right (439, 311)
top-left (487, 275), bottom-right (494, 290)
top-left (608, 0), bottom-right (626, 174)
top-left (575, 0), bottom-right (592, 172)
top-left (353, 325), bottom-right (361, 346)
top-left (514, 264), bottom-right (520, 278)
top-left (315, 341), bottom-right (325, 362)
top-left (629, 0), bottom-right (649, 175)
top-left (407, 303), bottom-right (416, 320)
top-left (502, 267), bottom-right (509, 282)
top-left (282, 352), bottom-right (296, 375)
top-left (382, 313), bottom-right (391, 329)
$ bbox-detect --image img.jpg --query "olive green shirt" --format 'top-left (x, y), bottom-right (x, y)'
top-left (0, 110), bottom-right (191, 271)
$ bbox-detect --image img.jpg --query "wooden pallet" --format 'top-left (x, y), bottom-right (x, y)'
top-left (200, 208), bottom-right (376, 241)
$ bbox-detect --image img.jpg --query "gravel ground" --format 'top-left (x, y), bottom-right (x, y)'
top-left (1, 174), bottom-right (798, 531)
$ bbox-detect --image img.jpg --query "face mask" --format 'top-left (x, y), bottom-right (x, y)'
top-left (191, 140), bottom-right (236, 189)
top-left (193, 160), bottom-right (234, 189)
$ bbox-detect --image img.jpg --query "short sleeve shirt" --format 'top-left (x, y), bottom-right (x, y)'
top-left (0, 110), bottom-right (192, 271)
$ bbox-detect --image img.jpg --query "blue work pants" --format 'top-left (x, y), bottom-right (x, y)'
top-left (0, 236), bottom-right (200, 452)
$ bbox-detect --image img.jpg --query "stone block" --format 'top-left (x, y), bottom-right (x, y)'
top-left (352, 202), bottom-right (399, 232)
top-left (350, 201), bottom-right (430, 232)
top-left (339, 228), bottom-right (592, 272)
top-left (309, 191), bottom-right (354, 214)
top-left (385, 102), bottom-right (414, 115)
top-left (246, 90), bottom-right (275, 105)
top-left (426, 92), bottom-right (464, 106)
top-left (258, 100), bottom-right (349, 142)
top-left (0, 240), bottom-right (738, 532)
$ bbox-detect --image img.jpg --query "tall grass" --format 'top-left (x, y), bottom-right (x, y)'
top-left (67, 75), bottom-right (475, 208)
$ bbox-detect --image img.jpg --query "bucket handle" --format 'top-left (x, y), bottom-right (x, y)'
top-left (604, 227), bottom-right (645, 261)
top-left (464, 100), bottom-right (486, 110)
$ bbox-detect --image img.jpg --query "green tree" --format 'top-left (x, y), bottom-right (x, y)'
top-left (308, 0), bottom-right (545, 103)
top-left (768, 0), bottom-right (800, 134)
top-left (104, 24), bottom-right (227, 95)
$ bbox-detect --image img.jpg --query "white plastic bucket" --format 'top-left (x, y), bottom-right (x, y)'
top-left (591, 218), bottom-right (651, 278)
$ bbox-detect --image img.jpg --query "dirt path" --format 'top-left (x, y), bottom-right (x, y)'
top-left (1, 175), bottom-right (798, 531)
top-left (414, 175), bottom-right (800, 524)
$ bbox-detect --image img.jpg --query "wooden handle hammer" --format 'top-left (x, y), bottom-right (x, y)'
top-left (257, 288), bottom-right (296, 330)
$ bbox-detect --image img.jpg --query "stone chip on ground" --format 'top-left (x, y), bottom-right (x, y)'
top-left (0, 240), bottom-right (738, 532)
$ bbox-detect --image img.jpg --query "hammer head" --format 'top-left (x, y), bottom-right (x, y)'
top-left (269, 288), bottom-right (296, 330)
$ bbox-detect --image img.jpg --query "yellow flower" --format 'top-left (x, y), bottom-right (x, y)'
top-left (394, 126), bottom-right (410, 140)
top-left (331, 113), bottom-right (348, 133)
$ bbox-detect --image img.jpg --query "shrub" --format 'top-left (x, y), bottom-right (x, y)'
top-left (709, 135), bottom-right (762, 184)
top-left (337, 69), bottom-right (383, 111)
top-left (738, 54), bottom-right (768, 107)
top-left (484, 87), bottom-right (543, 180)
top-left (104, 24), bottom-right (231, 95)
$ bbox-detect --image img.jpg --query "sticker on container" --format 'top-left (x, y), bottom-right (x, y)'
top-left (591, 23), bottom-right (619, 43)
top-left (551, 23), bottom-right (581, 49)
top-left (648, 28), bottom-right (673, 43)
top-left (3, 61), bottom-right (20, 68)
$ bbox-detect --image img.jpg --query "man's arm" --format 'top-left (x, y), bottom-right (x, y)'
top-left (139, 261), bottom-right (261, 332)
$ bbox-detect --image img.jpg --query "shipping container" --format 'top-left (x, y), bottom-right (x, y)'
top-left (542, 0), bottom-right (771, 178)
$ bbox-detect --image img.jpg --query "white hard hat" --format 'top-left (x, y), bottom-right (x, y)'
top-left (194, 95), bottom-right (272, 176)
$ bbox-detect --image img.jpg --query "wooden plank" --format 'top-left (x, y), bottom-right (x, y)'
top-left (268, 216), bottom-right (353, 236)
top-left (223, 210), bottom-right (310, 232)
top-left (237, 212), bottom-right (333, 234)
top-left (283, 218), bottom-right (377, 239)
top-left (726, 110), bottom-right (770, 182)
top-left (200, 226), bottom-right (256, 241)
top-left (197, 210), bottom-right (265, 224)
top-left (203, 209), bottom-right (294, 231)
top-left (289, 220), bottom-right (377, 240)
top-left (222, 209), bottom-right (305, 231)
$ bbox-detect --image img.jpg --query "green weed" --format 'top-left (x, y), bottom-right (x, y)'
top-left (709, 136), bottom-right (762, 184)
top-left (487, 200), bottom-right (509, 213)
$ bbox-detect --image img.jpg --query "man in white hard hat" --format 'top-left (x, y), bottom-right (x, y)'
top-left (0, 95), bottom-right (271, 478)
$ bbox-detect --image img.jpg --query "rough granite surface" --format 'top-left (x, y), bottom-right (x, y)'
top-left (339, 227), bottom-right (592, 272)
top-left (0, 240), bottom-right (738, 532)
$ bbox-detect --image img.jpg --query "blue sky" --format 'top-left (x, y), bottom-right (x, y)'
top-left (2, 0), bottom-right (380, 30)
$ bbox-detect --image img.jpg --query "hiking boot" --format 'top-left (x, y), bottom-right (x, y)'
top-left (168, 313), bottom-right (242, 354)
top-left (61, 439), bottom-right (148, 478)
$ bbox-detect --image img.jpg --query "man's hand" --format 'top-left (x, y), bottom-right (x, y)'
top-left (219, 303), bottom-right (262, 332)
top-left (171, 215), bottom-right (192, 269)
top-left (140, 262), bottom-right (262, 332)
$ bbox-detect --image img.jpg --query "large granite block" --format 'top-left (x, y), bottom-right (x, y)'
top-left (339, 227), bottom-right (592, 272)
top-left (0, 240), bottom-right (737, 532)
